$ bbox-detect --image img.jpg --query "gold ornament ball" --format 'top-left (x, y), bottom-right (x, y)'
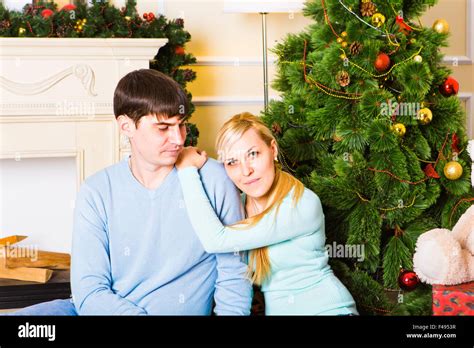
top-left (417, 107), bottom-right (433, 125)
top-left (125, 16), bottom-right (131, 21)
top-left (371, 13), bottom-right (386, 28)
top-left (341, 41), bottom-right (348, 48)
top-left (433, 19), bottom-right (449, 34)
top-left (414, 55), bottom-right (423, 63)
top-left (341, 31), bottom-right (348, 38)
top-left (444, 161), bottom-right (463, 180)
top-left (337, 37), bottom-right (343, 43)
top-left (18, 27), bottom-right (26, 35)
top-left (392, 123), bottom-right (406, 137)
top-left (340, 54), bottom-right (347, 60)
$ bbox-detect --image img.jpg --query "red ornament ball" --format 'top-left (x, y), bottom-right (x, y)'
top-left (61, 4), bottom-right (77, 12)
top-left (439, 76), bottom-right (459, 97)
top-left (175, 46), bottom-right (185, 55)
top-left (41, 9), bottom-right (54, 19)
top-left (375, 53), bottom-right (391, 72)
top-left (398, 269), bottom-right (420, 291)
top-left (143, 12), bottom-right (155, 22)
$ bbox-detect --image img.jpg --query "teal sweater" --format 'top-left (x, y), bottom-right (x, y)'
top-left (178, 167), bottom-right (358, 315)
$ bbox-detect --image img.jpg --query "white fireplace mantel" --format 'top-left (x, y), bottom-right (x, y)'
top-left (0, 38), bottom-right (168, 117)
top-left (0, 37), bottom-right (168, 180)
top-left (0, 38), bottom-right (168, 252)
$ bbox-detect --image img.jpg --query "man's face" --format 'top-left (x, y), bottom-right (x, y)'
top-left (123, 114), bottom-right (187, 167)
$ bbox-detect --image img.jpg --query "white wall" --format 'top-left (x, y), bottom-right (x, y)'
top-left (0, 157), bottom-right (76, 252)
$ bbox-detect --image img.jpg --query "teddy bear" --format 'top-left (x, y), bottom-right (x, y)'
top-left (413, 204), bottom-right (474, 285)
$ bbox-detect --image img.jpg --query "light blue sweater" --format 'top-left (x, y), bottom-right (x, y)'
top-left (71, 158), bottom-right (252, 315)
top-left (178, 167), bottom-right (358, 315)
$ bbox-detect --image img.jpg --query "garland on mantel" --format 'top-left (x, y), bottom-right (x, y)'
top-left (0, 0), bottom-right (199, 145)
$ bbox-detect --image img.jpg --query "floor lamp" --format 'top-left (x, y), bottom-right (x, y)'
top-left (224, 0), bottom-right (304, 112)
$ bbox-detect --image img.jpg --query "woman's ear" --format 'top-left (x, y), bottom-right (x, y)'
top-left (270, 139), bottom-right (278, 160)
top-left (117, 115), bottom-right (135, 138)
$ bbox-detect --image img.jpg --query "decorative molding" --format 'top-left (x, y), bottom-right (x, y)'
top-left (193, 56), bottom-right (277, 66)
top-left (0, 64), bottom-right (97, 96)
top-left (0, 101), bottom-right (115, 117)
top-left (0, 38), bottom-right (168, 60)
top-left (0, 114), bottom-right (114, 123)
top-left (0, 149), bottom-right (85, 189)
top-left (459, 92), bottom-right (473, 137)
top-left (192, 95), bottom-right (281, 106)
top-left (442, 0), bottom-right (473, 65)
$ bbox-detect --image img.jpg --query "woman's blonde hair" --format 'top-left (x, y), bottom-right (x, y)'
top-left (216, 112), bottom-right (304, 285)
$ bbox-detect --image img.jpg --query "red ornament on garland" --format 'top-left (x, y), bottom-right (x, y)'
top-left (451, 133), bottom-right (460, 154)
top-left (175, 46), bottom-right (185, 55)
top-left (41, 9), bottom-right (54, 19)
top-left (143, 12), bottom-right (155, 22)
top-left (424, 164), bottom-right (440, 179)
top-left (375, 53), bottom-right (390, 72)
top-left (61, 4), bottom-right (77, 12)
top-left (439, 76), bottom-right (459, 97)
top-left (396, 15), bottom-right (412, 33)
top-left (398, 269), bottom-right (420, 291)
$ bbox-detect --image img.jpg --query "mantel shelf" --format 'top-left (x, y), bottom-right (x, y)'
top-left (0, 37), bottom-right (168, 60)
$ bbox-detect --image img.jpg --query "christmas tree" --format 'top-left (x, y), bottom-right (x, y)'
top-left (0, 0), bottom-right (198, 145)
top-left (263, 0), bottom-right (473, 315)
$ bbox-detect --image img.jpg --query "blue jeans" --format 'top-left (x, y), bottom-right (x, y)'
top-left (5, 299), bottom-right (77, 316)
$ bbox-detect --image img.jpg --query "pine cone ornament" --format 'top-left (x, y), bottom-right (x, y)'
top-left (349, 41), bottom-right (362, 55)
top-left (360, 1), bottom-right (376, 17)
top-left (0, 20), bottom-right (11, 31)
top-left (56, 25), bottom-right (68, 38)
top-left (183, 69), bottom-right (196, 81)
top-left (336, 70), bottom-right (350, 87)
top-left (272, 122), bottom-right (282, 136)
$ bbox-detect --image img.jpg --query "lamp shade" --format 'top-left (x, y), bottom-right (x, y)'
top-left (224, 0), bottom-right (305, 13)
top-left (1, 0), bottom-right (29, 11)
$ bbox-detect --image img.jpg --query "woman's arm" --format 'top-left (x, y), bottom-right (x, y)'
top-left (177, 166), bottom-right (323, 253)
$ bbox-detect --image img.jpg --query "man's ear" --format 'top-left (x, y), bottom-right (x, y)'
top-left (117, 115), bottom-right (135, 138)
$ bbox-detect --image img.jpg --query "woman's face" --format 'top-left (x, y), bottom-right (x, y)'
top-left (222, 128), bottom-right (277, 201)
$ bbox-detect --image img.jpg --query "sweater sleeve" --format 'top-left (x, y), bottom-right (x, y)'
top-left (177, 167), bottom-right (323, 253)
top-left (198, 162), bottom-right (252, 315)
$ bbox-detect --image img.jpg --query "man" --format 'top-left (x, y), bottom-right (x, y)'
top-left (11, 69), bottom-right (252, 315)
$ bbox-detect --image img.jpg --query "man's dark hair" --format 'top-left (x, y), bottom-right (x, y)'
top-left (113, 69), bottom-right (189, 126)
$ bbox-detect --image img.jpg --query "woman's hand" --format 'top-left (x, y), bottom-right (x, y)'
top-left (176, 147), bottom-right (208, 170)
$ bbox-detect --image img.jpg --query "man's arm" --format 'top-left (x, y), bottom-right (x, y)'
top-left (199, 161), bottom-right (252, 315)
top-left (71, 183), bottom-right (147, 315)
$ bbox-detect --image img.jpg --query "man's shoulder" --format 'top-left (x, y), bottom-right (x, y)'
top-left (81, 160), bottom-right (125, 193)
top-left (198, 158), bottom-right (228, 182)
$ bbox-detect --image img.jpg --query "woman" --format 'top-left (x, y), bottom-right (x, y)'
top-left (176, 112), bottom-right (357, 315)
